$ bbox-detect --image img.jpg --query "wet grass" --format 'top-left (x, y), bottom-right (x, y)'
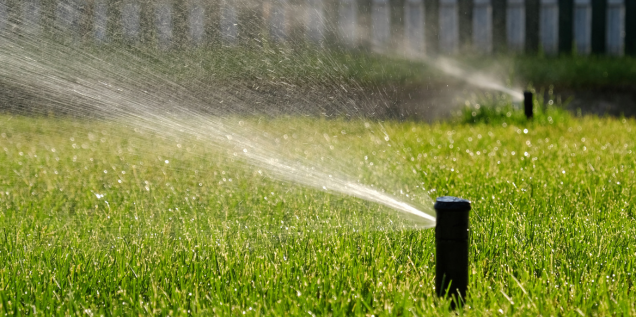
top-left (0, 113), bottom-right (635, 316)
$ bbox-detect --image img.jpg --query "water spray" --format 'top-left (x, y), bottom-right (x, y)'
top-left (435, 196), bottom-right (471, 308)
top-left (524, 91), bottom-right (534, 119)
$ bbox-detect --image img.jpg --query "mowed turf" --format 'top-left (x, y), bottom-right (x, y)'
top-left (0, 114), bottom-right (634, 316)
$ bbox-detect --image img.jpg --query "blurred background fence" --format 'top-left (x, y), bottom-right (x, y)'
top-left (0, 0), bottom-right (634, 56)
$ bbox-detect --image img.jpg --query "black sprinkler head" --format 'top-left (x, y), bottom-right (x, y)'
top-left (524, 91), bottom-right (533, 119)
top-left (435, 196), bottom-right (471, 309)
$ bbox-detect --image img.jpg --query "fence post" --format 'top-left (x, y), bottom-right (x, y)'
top-left (269, 0), bottom-right (287, 43)
top-left (221, 0), bottom-right (238, 45)
top-left (155, 0), bottom-right (173, 49)
top-left (93, 0), bottom-right (107, 42)
top-left (405, 0), bottom-right (425, 56)
top-left (55, 0), bottom-right (81, 36)
top-left (122, 0), bottom-right (141, 42)
top-left (22, 0), bottom-right (42, 35)
top-left (573, 0), bottom-right (591, 54)
top-left (606, 0), bottom-right (624, 55)
top-left (372, 0), bottom-right (390, 52)
top-left (540, 0), bottom-right (559, 54)
top-left (439, 0), bottom-right (459, 53)
top-left (306, 0), bottom-right (325, 45)
top-left (338, 0), bottom-right (357, 47)
top-left (188, 0), bottom-right (205, 46)
top-left (473, 0), bottom-right (493, 53)
top-left (507, 0), bottom-right (525, 52)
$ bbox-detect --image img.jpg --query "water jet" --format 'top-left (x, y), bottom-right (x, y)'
top-left (435, 196), bottom-right (470, 308)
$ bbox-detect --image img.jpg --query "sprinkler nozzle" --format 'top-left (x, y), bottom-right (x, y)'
top-left (435, 196), bottom-right (471, 309)
top-left (524, 91), bottom-right (533, 119)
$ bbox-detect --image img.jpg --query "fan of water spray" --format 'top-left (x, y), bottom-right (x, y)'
top-left (424, 57), bottom-right (524, 101)
top-left (0, 3), bottom-right (436, 229)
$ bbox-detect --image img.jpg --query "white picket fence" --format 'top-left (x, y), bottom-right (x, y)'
top-left (404, 0), bottom-right (424, 55)
top-left (188, 0), bottom-right (205, 45)
top-left (540, 0), bottom-right (558, 55)
top-left (0, 0), bottom-right (630, 56)
top-left (473, 0), bottom-right (492, 53)
top-left (507, 0), bottom-right (525, 52)
top-left (439, 0), bottom-right (459, 54)
top-left (573, 0), bottom-right (592, 54)
top-left (606, 0), bottom-right (625, 55)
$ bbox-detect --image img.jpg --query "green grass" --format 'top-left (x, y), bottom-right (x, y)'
top-left (456, 89), bottom-right (572, 125)
top-left (0, 112), bottom-right (635, 316)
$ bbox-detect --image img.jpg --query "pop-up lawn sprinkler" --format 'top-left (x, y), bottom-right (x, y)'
top-left (524, 91), bottom-right (533, 119)
top-left (435, 196), bottom-right (471, 309)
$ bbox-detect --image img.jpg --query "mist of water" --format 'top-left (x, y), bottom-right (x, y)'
top-left (0, 18), bottom-right (436, 228)
top-left (0, 0), bottom-right (528, 228)
top-left (424, 57), bottom-right (524, 101)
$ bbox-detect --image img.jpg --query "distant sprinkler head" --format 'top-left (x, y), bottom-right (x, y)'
top-left (434, 196), bottom-right (470, 309)
top-left (524, 91), bottom-right (533, 119)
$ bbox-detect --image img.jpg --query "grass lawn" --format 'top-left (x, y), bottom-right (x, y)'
top-left (0, 112), bottom-right (635, 316)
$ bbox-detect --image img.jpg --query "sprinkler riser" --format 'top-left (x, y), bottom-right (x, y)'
top-left (524, 91), bottom-right (533, 119)
top-left (435, 196), bottom-right (470, 308)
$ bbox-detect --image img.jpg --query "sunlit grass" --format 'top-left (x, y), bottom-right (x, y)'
top-left (456, 88), bottom-right (572, 125)
top-left (0, 114), bottom-right (634, 315)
